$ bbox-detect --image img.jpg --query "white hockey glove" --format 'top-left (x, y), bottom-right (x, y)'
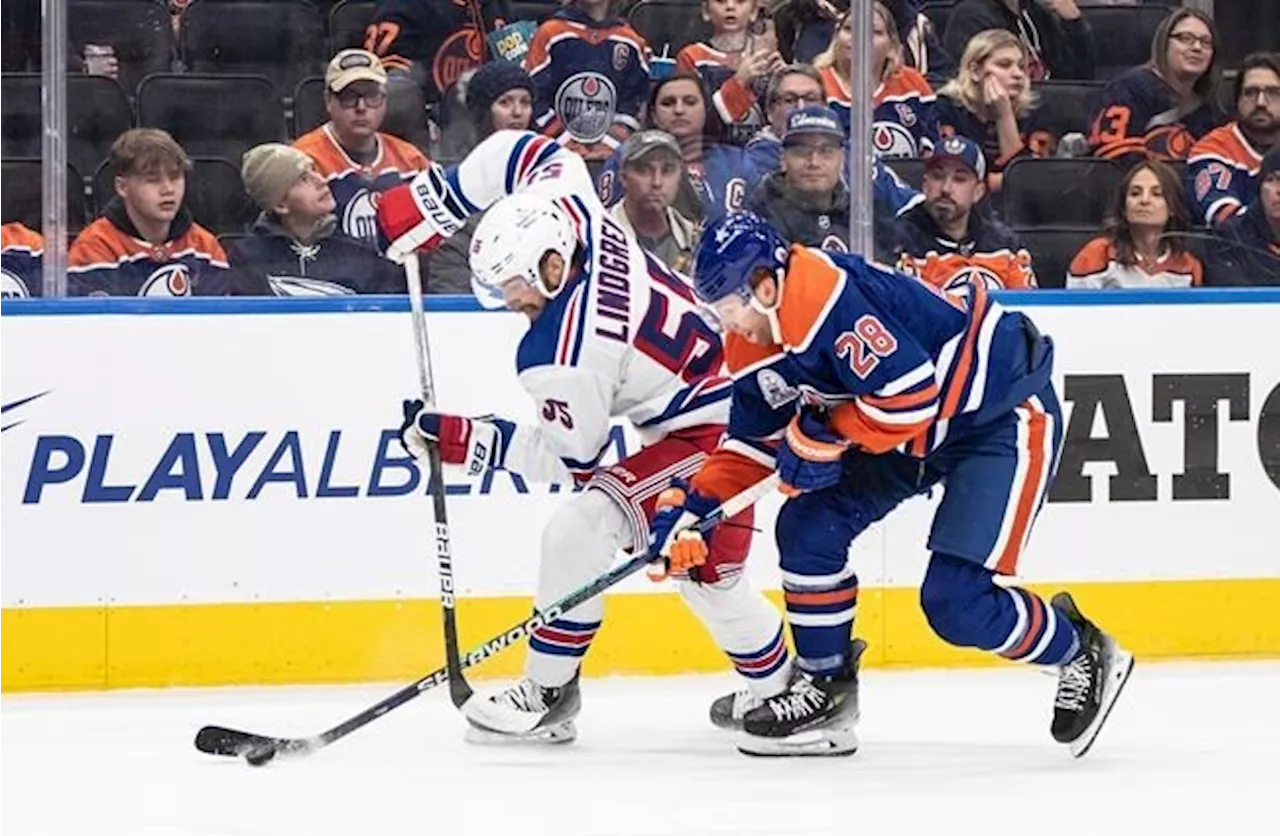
top-left (376, 165), bottom-right (470, 264)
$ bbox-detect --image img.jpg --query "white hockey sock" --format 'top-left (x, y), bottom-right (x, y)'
top-left (678, 575), bottom-right (791, 697)
top-left (525, 488), bottom-right (630, 688)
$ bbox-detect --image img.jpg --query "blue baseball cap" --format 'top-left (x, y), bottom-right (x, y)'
top-left (927, 135), bottom-right (987, 180)
top-left (782, 105), bottom-right (845, 146)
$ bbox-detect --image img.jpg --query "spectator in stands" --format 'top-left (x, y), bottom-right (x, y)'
top-left (748, 104), bottom-right (852, 252)
top-left (1089, 8), bottom-right (1221, 166)
top-left (294, 49), bottom-right (430, 244)
top-left (774, 0), bottom-right (950, 74)
top-left (523, 0), bottom-right (651, 163)
top-left (1187, 52), bottom-right (1280, 227)
top-left (943, 0), bottom-right (1095, 82)
top-left (813, 4), bottom-right (938, 157)
top-left (226, 144), bottom-right (405, 296)
top-left (1206, 146), bottom-right (1280, 287)
top-left (68, 129), bottom-right (229, 297)
top-left (893, 135), bottom-right (1037, 289)
top-left (600, 72), bottom-right (757, 223)
top-left (609, 131), bottom-right (700, 272)
top-left (364, 0), bottom-right (509, 105)
top-left (1067, 159), bottom-right (1202, 289)
top-left (935, 28), bottom-right (1057, 190)
top-left (746, 63), bottom-right (827, 173)
top-left (429, 62), bottom-right (536, 294)
top-left (675, 0), bottom-right (782, 146)
top-left (1, 221), bottom-right (42, 298)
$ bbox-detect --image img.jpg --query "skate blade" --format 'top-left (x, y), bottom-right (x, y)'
top-left (736, 727), bottom-right (858, 757)
top-left (464, 720), bottom-right (577, 746)
top-left (1069, 644), bottom-right (1135, 759)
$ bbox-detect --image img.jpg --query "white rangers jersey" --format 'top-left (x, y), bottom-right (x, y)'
top-left (441, 130), bottom-right (732, 484)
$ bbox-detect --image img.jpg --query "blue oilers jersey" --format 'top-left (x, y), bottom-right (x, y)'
top-left (690, 246), bottom-right (1054, 504)
top-left (523, 9), bottom-right (652, 161)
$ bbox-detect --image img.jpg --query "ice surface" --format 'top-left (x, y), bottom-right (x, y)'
top-left (3, 662), bottom-right (1278, 836)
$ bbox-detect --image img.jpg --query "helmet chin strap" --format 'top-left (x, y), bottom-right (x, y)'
top-left (748, 267), bottom-right (786, 345)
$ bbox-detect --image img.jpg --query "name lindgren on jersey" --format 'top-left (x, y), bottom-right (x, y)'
top-left (440, 130), bottom-right (732, 483)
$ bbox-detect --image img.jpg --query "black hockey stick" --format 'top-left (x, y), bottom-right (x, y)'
top-left (403, 255), bottom-right (471, 708)
top-left (193, 473), bottom-right (778, 766)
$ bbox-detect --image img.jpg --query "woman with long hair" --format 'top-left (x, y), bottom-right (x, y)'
top-left (935, 29), bottom-right (1056, 190)
top-left (1089, 7), bottom-right (1221, 166)
top-left (1067, 159), bottom-right (1203, 289)
top-left (813, 3), bottom-right (938, 158)
top-left (597, 72), bottom-right (757, 223)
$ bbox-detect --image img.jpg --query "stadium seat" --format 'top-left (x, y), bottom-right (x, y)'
top-left (1080, 3), bottom-right (1171, 80)
top-left (68, 0), bottom-right (175, 94)
top-left (628, 0), bottom-right (712, 58)
top-left (182, 0), bottom-right (326, 96)
top-left (883, 157), bottom-right (926, 191)
top-left (1013, 225), bottom-right (1098, 289)
top-left (1002, 157), bottom-right (1125, 227)
top-left (2, 73), bottom-right (134, 182)
top-left (1032, 80), bottom-right (1105, 138)
top-left (1, 158), bottom-right (89, 232)
top-left (91, 156), bottom-right (257, 235)
top-left (328, 0), bottom-right (376, 54)
top-left (293, 76), bottom-right (328, 137)
top-left (136, 74), bottom-right (287, 164)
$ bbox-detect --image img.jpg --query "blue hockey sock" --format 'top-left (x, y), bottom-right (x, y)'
top-left (921, 553), bottom-right (1078, 666)
top-left (783, 572), bottom-right (858, 676)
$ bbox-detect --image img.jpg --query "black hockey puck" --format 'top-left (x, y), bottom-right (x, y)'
top-left (245, 746), bottom-right (277, 767)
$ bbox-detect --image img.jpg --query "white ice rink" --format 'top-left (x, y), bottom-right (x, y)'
top-left (3, 661), bottom-right (1277, 836)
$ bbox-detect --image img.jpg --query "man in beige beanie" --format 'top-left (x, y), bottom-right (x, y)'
top-left (224, 143), bottom-right (405, 295)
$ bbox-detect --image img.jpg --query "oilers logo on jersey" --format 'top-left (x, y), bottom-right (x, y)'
top-left (555, 73), bottom-right (618, 144)
top-left (1, 267), bottom-right (31, 298)
top-left (138, 263), bottom-right (192, 297)
top-left (872, 120), bottom-right (919, 158)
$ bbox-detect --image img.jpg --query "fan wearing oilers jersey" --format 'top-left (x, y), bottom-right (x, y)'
top-left (374, 130), bottom-right (789, 743)
top-left (648, 213), bottom-right (1134, 757)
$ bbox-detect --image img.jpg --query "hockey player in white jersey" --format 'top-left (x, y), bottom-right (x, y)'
top-left (376, 130), bottom-right (790, 742)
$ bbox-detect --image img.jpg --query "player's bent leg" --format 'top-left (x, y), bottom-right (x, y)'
top-left (676, 575), bottom-right (791, 730)
top-left (464, 488), bottom-right (629, 744)
top-left (919, 553), bottom-right (1134, 756)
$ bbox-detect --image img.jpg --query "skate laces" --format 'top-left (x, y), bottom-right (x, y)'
top-left (494, 678), bottom-right (553, 713)
top-left (768, 679), bottom-right (827, 722)
top-left (731, 689), bottom-right (762, 720)
top-left (1054, 655), bottom-right (1093, 712)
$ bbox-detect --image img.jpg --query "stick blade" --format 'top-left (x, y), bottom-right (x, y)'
top-left (194, 725), bottom-right (278, 758)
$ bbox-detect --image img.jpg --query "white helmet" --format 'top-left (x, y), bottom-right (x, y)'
top-left (469, 193), bottom-right (578, 309)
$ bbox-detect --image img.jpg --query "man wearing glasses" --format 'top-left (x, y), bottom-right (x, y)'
top-left (294, 49), bottom-right (431, 242)
top-left (745, 64), bottom-right (828, 174)
top-left (1188, 52), bottom-right (1280, 227)
top-left (748, 105), bottom-right (852, 253)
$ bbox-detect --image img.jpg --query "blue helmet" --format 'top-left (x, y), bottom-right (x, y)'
top-left (691, 212), bottom-right (789, 305)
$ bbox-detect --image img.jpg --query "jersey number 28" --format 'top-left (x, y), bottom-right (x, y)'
top-left (836, 315), bottom-right (898, 380)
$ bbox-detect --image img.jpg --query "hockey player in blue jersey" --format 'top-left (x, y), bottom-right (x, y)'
top-left (649, 212), bottom-right (1134, 757)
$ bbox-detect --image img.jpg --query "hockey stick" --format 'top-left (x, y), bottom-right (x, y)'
top-left (402, 254), bottom-right (471, 709)
top-left (193, 473), bottom-right (779, 766)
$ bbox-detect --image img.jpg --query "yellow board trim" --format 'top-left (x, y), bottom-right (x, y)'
top-left (3, 578), bottom-right (1278, 692)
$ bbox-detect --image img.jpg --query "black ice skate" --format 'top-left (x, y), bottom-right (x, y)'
top-left (1050, 592), bottom-right (1134, 758)
top-left (463, 673), bottom-right (581, 744)
top-left (736, 639), bottom-right (866, 757)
